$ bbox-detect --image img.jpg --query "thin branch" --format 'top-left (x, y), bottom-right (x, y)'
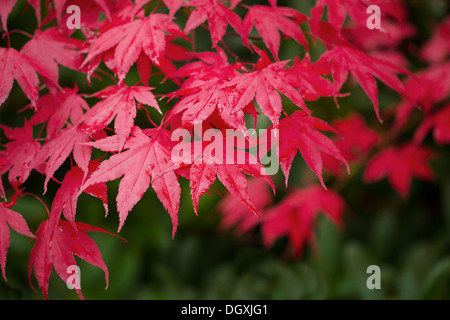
top-left (219, 39), bottom-right (240, 62)
top-left (225, 32), bottom-right (262, 41)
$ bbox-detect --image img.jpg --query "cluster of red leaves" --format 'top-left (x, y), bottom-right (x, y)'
top-left (0, 0), bottom-right (448, 299)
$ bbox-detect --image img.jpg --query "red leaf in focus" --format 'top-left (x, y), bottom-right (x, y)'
top-left (80, 84), bottom-right (161, 150)
top-left (0, 48), bottom-right (42, 108)
top-left (242, 5), bottom-right (308, 60)
top-left (80, 127), bottom-right (181, 235)
top-left (0, 1), bottom-right (16, 32)
top-left (28, 86), bottom-right (89, 138)
top-left (81, 13), bottom-right (186, 82)
top-left (184, 0), bottom-right (244, 47)
top-left (163, 0), bottom-right (184, 18)
top-left (225, 49), bottom-right (312, 128)
top-left (278, 111), bottom-right (349, 188)
top-left (318, 46), bottom-right (410, 121)
top-left (36, 125), bottom-right (93, 192)
top-left (21, 28), bottom-right (83, 86)
top-left (29, 219), bottom-right (115, 299)
top-left (48, 164), bottom-right (108, 236)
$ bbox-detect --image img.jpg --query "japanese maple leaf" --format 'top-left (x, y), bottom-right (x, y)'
top-left (393, 61), bottom-right (450, 133)
top-left (428, 105), bottom-right (450, 144)
top-left (420, 17), bottom-right (450, 64)
top-left (53, 0), bottom-right (114, 35)
top-left (183, 0), bottom-right (244, 47)
top-left (363, 144), bottom-right (434, 198)
top-left (323, 113), bottom-right (380, 175)
top-left (79, 127), bottom-right (181, 235)
top-left (318, 45), bottom-right (410, 121)
top-left (136, 40), bottom-right (192, 85)
top-left (224, 48), bottom-right (312, 128)
top-left (29, 219), bottom-right (115, 299)
top-left (343, 19), bottom-right (416, 55)
top-left (27, 86), bottom-right (88, 138)
top-left (47, 163), bottom-right (108, 237)
top-left (168, 48), bottom-right (251, 131)
top-left (20, 28), bottom-right (83, 86)
top-left (261, 185), bottom-right (344, 258)
top-left (80, 13), bottom-right (186, 82)
top-left (178, 129), bottom-right (273, 216)
top-left (288, 55), bottom-right (338, 102)
top-left (311, 0), bottom-right (406, 29)
top-left (241, 5), bottom-right (308, 60)
top-left (278, 111), bottom-right (349, 188)
top-left (0, 47), bottom-right (43, 108)
top-left (414, 104), bottom-right (450, 145)
top-left (163, 0), bottom-right (185, 18)
top-left (218, 178), bottom-right (273, 235)
top-left (52, 0), bottom-right (111, 24)
top-left (190, 163), bottom-right (260, 217)
top-left (0, 1), bottom-right (16, 32)
top-left (80, 85), bottom-right (161, 150)
top-left (0, 0), bottom-right (41, 31)
top-left (0, 202), bottom-right (35, 280)
top-left (0, 122), bottom-right (41, 190)
top-left (171, 75), bottom-right (247, 132)
top-left (35, 125), bottom-right (93, 193)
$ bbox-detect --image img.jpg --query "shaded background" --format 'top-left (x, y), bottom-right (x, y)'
top-left (0, 0), bottom-right (450, 299)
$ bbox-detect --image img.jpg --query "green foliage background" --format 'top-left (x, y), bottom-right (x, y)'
top-left (0, 0), bottom-right (449, 300)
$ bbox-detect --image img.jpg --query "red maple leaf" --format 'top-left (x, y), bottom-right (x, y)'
top-left (224, 47), bottom-right (312, 128)
top-left (0, 0), bottom-right (41, 31)
top-left (0, 47), bottom-right (46, 108)
top-left (80, 12), bottom-right (186, 82)
top-left (420, 17), bottom-right (450, 64)
top-left (414, 104), bottom-right (450, 145)
top-left (35, 125), bottom-right (93, 192)
top-left (0, 202), bottom-right (35, 281)
top-left (171, 127), bottom-right (274, 216)
top-left (27, 86), bottom-right (88, 138)
top-left (183, 0), bottom-right (244, 47)
top-left (163, 0), bottom-right (184, 18)
top-left (311, 0), bottom-right (406, 29)
top-left (170, 50), bottom-right (248, 131)
top-left (261, 185), bottom-right (345, 258)
top-left (20, 28), bottom-right (83, 86)
top-left (189, 162), bottom-right (259, 217)
top-left (79, 127), bottom-right (181, 235)
top-left (0, 122), bottom-right (41, 190)
top-left (363, 144), bottom-right (434, 198)
top-left (323, 113), bottom-right (380, 175)
top-left (218, 178), bottom-right (273, 235)
top-left (392, 61), bottom-right (450, 134)
top-left (48, 163), bottom-right (108, 236)
top-left (52, 0), bottom-right (112, 22)
top-left (242, 5), bottom-right (308, 60)
top-left (318, 45), bottom-right (411, 121)
top-left (29, 219), bottom-right (118, 300)
top-left (278, 111), bottom-right (349, 188)
top-left (80, 84), bottom-right (161, 150)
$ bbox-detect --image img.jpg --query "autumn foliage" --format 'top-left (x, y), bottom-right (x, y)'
top-left (0, 0), bottom-right (449, 299)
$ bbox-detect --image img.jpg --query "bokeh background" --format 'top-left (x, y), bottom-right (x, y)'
top-left (0, 0), bottom-right (450, 300)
